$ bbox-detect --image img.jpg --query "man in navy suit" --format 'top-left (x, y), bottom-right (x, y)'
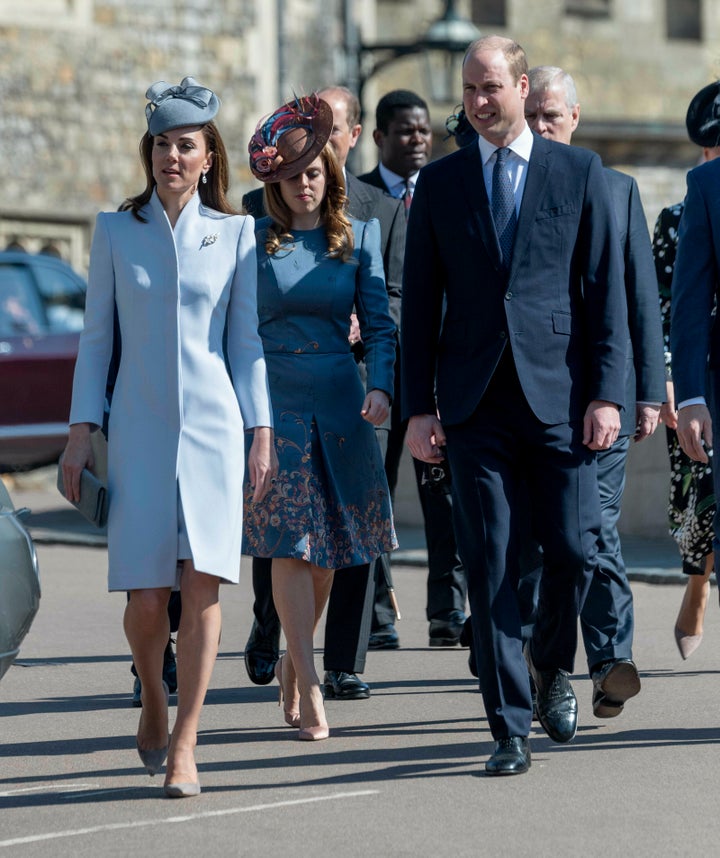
top-left (671, 94), bottom-right (720, 563)
top-left (402, 35), bottom-right (628, 775)
top-left (242, 86), bottom-right (406, 702)
top-left (523, 66), bottom-right (665, 718)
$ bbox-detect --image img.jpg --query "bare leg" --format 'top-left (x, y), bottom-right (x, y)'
top-left (674, 555), bottom-right (712, 659)
top-left (676, 555), bottom-right (713, 636)
top-left (165, 561), bottom-right (221, 786)
top-left (124, 588), bottom-right (171, 752)
top-left (272, 558), bottom-right (334, 736)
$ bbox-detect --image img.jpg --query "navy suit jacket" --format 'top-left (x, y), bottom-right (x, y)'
top-left (401, 134), bottom-right (628, 427)
top-left (604, 168), bottom-right (666, 434)
top-left (242, 173), bottom-right (405, 331)
top-left (670, 158), bottom-right (720, 404)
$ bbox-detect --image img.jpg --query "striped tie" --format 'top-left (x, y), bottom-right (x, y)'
top-left (403, 179), bottom-right (413, 217)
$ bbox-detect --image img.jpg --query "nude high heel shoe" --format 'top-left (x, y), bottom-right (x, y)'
top-left (298, 686), bottom-right (329, 741)
top-left (137, 681), bottom-right (169, 776)
top-left (674, 626), bottom-right (703, 660)
top-left (275, 655), bottom-right (301, 728)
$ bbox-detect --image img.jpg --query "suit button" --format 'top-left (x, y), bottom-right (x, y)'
top-left (505, 292), bottom-right (513, 300)
top-left (499, 331), bottom-right (506, 339)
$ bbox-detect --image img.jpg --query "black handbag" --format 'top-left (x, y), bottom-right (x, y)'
top-left (57, 457), bottom-right (109, 529)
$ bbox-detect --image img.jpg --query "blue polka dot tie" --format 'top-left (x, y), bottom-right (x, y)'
top-left (492, 147), bottom-right (517, 269)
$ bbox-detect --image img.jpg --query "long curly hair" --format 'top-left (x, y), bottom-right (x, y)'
top-left (121, 121), bottom-right (236, 221)
top-left (262, 143), bottom-right (353, 261)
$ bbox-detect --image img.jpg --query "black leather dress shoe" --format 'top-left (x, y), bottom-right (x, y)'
top-left (324, 671), bottom-right (370, 700)
top-left (244, 620), bottom-right (280, 686)
top-left (368, 624), bottom-right (400, 650)
top-left (485, 737), bottom-right (531, 775)
top-left (428, 612), bottom-right (466, 647)
top-left (591, 658), bottom-right (641, 718)
top-left (525, 645), bottom-right (577, 743)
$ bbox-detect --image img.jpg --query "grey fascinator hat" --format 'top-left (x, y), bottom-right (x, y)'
top-left (686, 81), bottom-right (720, 147)
top-left (145, 76), bottom-right (220, 135)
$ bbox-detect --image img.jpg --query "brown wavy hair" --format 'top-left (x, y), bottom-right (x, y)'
top-left (121, 121), bottom-right (236, 221)
top-left (262, 143), bottom-right (353, 261)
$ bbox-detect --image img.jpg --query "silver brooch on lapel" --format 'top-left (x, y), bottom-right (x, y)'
top-left (200, 233), bottom-right (218, 248)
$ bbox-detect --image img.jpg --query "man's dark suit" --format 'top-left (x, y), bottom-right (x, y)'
top-left (671, 158), bottom-right (720, 548)
top-left (243, 175), bottom-right (405, 674)
top-left (521, 168), bottom-right (666, 670)
top-left (579, 169), bottom-right (665, 669)
top-left (402, 134), bottom-right (628, 739)
top-left (358, 166), bottom-right (467, 631)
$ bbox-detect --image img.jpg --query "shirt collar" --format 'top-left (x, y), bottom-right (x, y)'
top-left (476, 122), bottom-right (534, 166)
top-left (378, 161), bottom-right (419, 197)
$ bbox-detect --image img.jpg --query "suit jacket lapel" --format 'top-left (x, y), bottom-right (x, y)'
top-left (459, 144), bottom-right (503, 269)
top-left (508, 135), bottom-right (552, 282)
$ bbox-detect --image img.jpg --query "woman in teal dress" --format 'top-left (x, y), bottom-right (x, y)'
top-left (244, 95), bottom-right (397, 739)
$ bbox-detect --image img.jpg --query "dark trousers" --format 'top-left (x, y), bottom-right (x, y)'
top-left (372, 351), bottom-right (467, 630)
top-left (250, 427), bottom-right (388, 675)
top-left (519, 435), bottom-right (634, 674)
top-left (579, 435), bottom-right (633, 671)
top-left (445, 352), bottom-right (600, 739)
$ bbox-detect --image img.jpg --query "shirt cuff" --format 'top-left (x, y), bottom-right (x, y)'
top-left (678, 396), bottom-right (707, 409)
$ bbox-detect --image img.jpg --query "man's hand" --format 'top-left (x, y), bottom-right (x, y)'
top-left (582, 400), bottom-right (620, 451)
top-left (406, 414), bottom-right (446, 464)
top-left (677, 403), bottom-right (713, 463)
top-left (659, 380), bottom-right (677, 430)
top-left (634, 403), bottom-right (661, 442)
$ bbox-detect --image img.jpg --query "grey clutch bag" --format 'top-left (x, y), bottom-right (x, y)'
top-left (57, 458), bottom-right (109, 529)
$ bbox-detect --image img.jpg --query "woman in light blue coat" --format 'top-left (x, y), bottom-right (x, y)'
top-left (62, 79), bottom-right (276, 797)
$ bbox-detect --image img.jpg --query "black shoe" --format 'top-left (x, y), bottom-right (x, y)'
top-left (244, 620), bottom-right (280, 685)
top-left (132, 676), bottom-right (142, 708)
top-left (368, 624), bottom-right (400, 650)
top-left (131, 637), bottom-right (177, 706)
top-left (428, 612), bottom-right (466, 647)
top-left (162, 637), bottom-right (178, 694)
top-left (324, 671), bottom-right (370, 700)
top-left (485, 737), bottom-right (531, 775)
top-left (591, 658), bottom-right (641, 718)
top-left (525, 644), bottom-right (577, 743)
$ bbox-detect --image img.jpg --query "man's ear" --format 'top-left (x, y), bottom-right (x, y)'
top-left (372, 128), bottom-right (384, 149)
top-left (349, 124), bottom-right (362, 150)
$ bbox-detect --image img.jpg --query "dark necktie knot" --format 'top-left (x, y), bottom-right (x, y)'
top-left (492, 147), bottom-right (516, 268)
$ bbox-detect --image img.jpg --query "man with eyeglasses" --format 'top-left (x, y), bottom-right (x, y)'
top-left (523, 66), bottom-right (665, 720)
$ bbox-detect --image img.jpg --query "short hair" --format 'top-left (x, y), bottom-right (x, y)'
top-left (528, 66), bottom-right (578, 108)
top-left (375, 89), bottom-right (429, 133)
top-left (319, 85), bottom-right (361, 128)
top-left (463, 35), bottom-right (528, 85)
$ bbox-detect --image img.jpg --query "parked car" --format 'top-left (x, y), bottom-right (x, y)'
top-left (0, 251), bottom-right (86, 470)
top-left (0, 478), bottom-right (41, 680)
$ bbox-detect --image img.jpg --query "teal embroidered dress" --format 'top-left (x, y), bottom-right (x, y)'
top-left (243, 216), bottom-right (398, 569)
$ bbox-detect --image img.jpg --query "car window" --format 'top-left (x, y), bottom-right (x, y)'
top-left (0, 266), bottom-right (46, 336)
top-left (33, 263), bottom-right (86, 333)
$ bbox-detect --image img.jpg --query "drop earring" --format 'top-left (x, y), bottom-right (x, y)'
top-left (201, 172), bottom-right (207, 184)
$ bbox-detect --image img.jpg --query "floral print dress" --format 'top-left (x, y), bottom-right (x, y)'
top-left (243, 217), bottom-right (398, 570)
top-left (652, 203), bottom-right (715, 574)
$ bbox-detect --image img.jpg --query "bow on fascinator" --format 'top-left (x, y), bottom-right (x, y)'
top-left (145, 76), bottom-right (220, 135)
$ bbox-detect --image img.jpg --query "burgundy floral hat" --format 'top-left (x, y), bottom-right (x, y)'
top-left (248, 93), bottom-right (333, 182)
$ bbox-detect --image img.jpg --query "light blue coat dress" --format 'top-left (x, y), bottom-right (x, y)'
top-left (70, 191), bottom-right (272, 589)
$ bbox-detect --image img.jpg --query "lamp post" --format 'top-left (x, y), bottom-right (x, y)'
top-left (343, 0), bottom-right (481, 114)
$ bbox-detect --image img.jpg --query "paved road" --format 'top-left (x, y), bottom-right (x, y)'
top-left (1, 473), bottom-right (718, 856)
